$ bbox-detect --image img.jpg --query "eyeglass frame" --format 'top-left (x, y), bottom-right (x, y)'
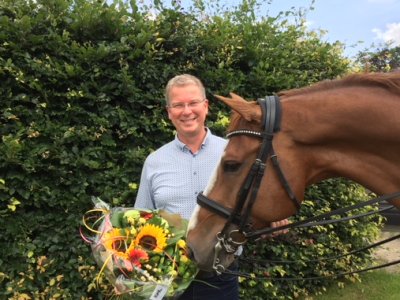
top-left (166, 99), bottom-right (207, 111)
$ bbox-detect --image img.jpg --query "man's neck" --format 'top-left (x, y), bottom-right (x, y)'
top-left (178, 128), bottom-right (207, 154)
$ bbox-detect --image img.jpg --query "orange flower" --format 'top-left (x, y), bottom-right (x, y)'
top-left (128, 248), bottom-right (149, 268)
top-left (103, 228), bottom-right (129, 259)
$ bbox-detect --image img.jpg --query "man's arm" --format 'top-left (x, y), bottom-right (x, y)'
top-left (134, 162), bottom-right (156, 210)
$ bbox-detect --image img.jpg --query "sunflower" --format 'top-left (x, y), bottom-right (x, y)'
top-left (103, 228), bottom-right (129, 259)
top-left (135, 224), bottom-right (167, 253)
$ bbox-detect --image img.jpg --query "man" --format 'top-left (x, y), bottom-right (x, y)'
top-left (135, 74), bottom-right (288, 299)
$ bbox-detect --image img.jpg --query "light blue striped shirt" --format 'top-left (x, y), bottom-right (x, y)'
top-left (134, 129), bottom-right (227, 220)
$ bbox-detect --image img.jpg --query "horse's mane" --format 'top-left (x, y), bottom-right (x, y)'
top-left (278, 72), bottom-right (400, 97)
top-left (227, 72), bottom-right (400, 132)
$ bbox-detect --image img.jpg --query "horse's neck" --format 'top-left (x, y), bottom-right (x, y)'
top-left (281, 88), bottom-right (400, 196)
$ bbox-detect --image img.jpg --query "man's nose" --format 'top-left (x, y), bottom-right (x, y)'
top-left (182, 104), bottom-right (193, 112)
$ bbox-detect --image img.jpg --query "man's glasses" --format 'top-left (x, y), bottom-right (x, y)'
top-left (167, 99), bottom-right (206, 111)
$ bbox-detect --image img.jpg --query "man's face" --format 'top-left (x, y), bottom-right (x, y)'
top-left (167, 84), bottom-right (208, 138)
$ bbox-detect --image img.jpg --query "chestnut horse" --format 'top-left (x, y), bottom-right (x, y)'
top-left (187, 72), bottom-right (400, 273)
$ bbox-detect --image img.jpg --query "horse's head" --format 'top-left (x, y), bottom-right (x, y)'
top-left (187, 93), bottom-right (306, 273)
top-left (187, 73), bottom-right (400, 273)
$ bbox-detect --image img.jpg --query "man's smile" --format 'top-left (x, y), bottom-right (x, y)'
top-left (181, 117), bottom-right (197, 123)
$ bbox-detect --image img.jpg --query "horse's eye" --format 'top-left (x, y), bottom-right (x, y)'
top-left (223, 161), bottom-right (241, 173)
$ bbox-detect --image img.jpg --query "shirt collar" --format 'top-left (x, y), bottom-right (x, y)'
top-left (174, 128), bottom-right (211, 153)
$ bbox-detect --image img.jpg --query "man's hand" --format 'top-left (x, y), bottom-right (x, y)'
top-left (270, 219), bottom-right (290, 236)
top-left (260, 219), bottom-right (290, 240)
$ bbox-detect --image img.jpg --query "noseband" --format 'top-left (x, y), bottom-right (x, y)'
top-left (197, 95), bottom-right (301, 273)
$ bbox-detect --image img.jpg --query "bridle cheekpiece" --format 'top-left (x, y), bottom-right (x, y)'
top-left (197, 95), bottom-right (301, 274)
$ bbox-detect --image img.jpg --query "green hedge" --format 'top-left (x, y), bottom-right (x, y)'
top-left (0, 0), bottom-right (382, 299)
top-left (241, 179), bottom-right (383, 299)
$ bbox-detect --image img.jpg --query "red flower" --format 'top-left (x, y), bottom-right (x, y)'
top-left (128, 248), bottom-right (149, 268)
top-left (140, 212), bottom-right (153, 220)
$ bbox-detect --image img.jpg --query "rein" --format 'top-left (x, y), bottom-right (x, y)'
top-left (233, 193), bottom-right (400, 280)
top-left (241, 231), bottom-right (400, 266)
top-left (225, 258), bottom-right (400, 281)
top-left (247, 191), bottom-right (400, 238)
top-left (225, 226), bottom-right (400, 282)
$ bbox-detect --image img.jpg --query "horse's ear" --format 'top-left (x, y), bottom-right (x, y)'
top-left (214, 93), bottom-right (262, 123)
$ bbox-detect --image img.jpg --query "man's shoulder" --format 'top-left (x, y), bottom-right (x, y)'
top-left (144, 140), bottom-right (180, 166)
top-left (147, 141), bottom-right (175, 159)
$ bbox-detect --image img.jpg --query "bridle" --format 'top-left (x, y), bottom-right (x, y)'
top-left (197, 95), bottom-right (301, 273)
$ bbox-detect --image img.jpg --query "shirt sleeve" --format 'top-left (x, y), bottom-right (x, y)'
top-left (134, 158), bottom-right (156, 210)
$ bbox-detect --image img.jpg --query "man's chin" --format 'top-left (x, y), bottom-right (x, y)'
top-left (179, 125), bottom-right (199, 134)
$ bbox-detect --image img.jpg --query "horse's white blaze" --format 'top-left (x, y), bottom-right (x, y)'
top-left (188, 205), bottom-right (200, 231)
top-left (188, 150), bottom-right (224, 232)
top-left (203, 149), bottom-right (225, 195)
top-left (188, 170), bottom-right (217, 231)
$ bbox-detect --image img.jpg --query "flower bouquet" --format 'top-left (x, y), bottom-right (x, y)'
top-left (81, 198), bottom-right (198, 299)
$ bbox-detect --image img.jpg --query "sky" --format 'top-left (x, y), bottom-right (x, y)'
top-left (261, 0), bottom-right (400, 58)
top-left (137, 0), bottom-right (400, 58)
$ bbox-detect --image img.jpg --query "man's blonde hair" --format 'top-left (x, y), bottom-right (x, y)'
top-left (165, 74), bottom-right (206, 105)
